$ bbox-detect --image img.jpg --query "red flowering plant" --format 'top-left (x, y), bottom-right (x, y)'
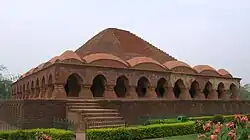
top-left (35, 132), bottom-right (52, 140)
top-left (198, 114), bottom-right (250, 140)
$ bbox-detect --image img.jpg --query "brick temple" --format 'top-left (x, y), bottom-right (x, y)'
top-left (7, 28), bottom-right (246, 129)
top-left (11, 28), bottom-right (240, 100)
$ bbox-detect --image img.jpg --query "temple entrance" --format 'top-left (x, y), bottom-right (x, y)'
top-left (155, 78), bottom-right (167, 98)
top-left (203, 82), bottom-right (212, 98)
top-left (136, 77), bottom-right (149, 97)
top-left (217, 82), bottom-right (225, 99)
top-left (114, 75), bottom-right (129, 97)
top-left (91, 74), bottom-right (106, 97)
top-left (64, 74), bottom-right (82, 97)
top-left (189, 81), bottom-right (199, 98)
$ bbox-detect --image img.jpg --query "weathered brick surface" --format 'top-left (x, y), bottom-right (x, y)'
top-left (0, 99), bottom-right (66, 129)
top-left (98, 99), bottom-right (250, 125)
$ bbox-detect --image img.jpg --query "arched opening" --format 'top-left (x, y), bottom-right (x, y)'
top-left (203, 82), bottom-right (212, 98)
top-left (189, 81), bottom-right (199, 98)
top-left (31, 81), bottom-right (34, 94)
top-left (114, 75), bottom-right (129, 97)
top-left (26, 82), bottom-right (30, 95)
top-left (35, 79), bottom-right (40, 98)
top-left (136, 77), bottom-right (149, 97)
top-left (47, 75), bottom-right (54, 98)
top-left (230, 84), bottom-right (236, 98)
top-left (91, 74), bottom-right (106, 97)
top-left (41, 77), bottom-right (45, 97)
top-left (173, 79), bottom-right (185, 98)
top-left (155, 78), bottom-right (167, 98)
top-left (217, 82), bottom-right (225, 99)
top-left (64, 74), bottom-right (82, 97)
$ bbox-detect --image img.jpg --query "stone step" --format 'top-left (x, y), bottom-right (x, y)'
top-left (69, 108), bottom-right (118, 113)
top-left (67, 102), bottom-right (100, 106)
top-left (86, 116), bottom-right (123, 121)
top-left (87, 119), bottom-right (125, 126)
top-left (83, 112), bottom-right (120, 117)
top-left (69, 105), bottom-right (103, 109)
top-left (88, 123), bottom-right (125, 129)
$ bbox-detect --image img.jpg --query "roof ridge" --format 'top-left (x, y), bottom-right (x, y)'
top-left (128, 31), bottom-right (177, 61)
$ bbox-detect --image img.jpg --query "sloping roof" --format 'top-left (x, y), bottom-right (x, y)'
top-left (75, 28), bottom-right (177, 63)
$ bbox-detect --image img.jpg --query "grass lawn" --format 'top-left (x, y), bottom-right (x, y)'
top-left (147, 134), bottom-right (198, 140)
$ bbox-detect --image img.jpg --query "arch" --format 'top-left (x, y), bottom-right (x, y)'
top-left (47, 74), bottom-right (54, 98)
top-left (59, 50), bottom-right (84, 62)
top-left (114, 75), bottom-right (129, 97)
top-left (136, 76), bottom-right (150, 97)
top-left (203, 81), bottom-right (212, 98)
top-left (173, 79), bottom-right (185, 98)
top-left (23, 84), bottom-right (25, 93)
top-left (31, 81), bottom-right (35, 94)
top-left (64, 73), bottom-right (82, 97)
top-left (41, 76), bottom-right (45, 87)
top-left (26, 82), bottom-right (30, 94)
top-left (35, 78), bottom-right (40, 97)
top-left (217, 82), bottom-right (225, 99)
top-left (155, 78), bottom-right (167, 98)
top-left (189, 81), bottom-right (200, 98)
top-left (91, 74), bottom-right (107, 97)
top-left (229, 83), bottom-right (237, 97)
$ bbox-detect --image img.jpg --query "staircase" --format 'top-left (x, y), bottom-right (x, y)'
top-left (67, 99), bottom-right (126, 129)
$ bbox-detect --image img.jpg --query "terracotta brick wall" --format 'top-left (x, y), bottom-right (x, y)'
top-left (99, 100), bottom-right (250, 125)
top-left (0, 100), bottom-right (67, 129)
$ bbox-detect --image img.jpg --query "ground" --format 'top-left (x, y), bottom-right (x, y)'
top-left (147, 134), bottom-right (197, 140)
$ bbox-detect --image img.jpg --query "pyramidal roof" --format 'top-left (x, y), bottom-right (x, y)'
top-left (75, 28), bottom-right (177, 63)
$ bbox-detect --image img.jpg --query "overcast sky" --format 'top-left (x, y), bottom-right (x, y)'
top-left (0, 0), bottom-right (249, 84)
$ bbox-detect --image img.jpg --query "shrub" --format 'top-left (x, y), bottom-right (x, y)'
top-left (87, 121), bottom-right (196, 140)
top-left (212, 115), bottom-right (224, 124)
top-left (0, 128), bottom-right (75, 140)
top-left (144, 118), bottom-right (179, 125)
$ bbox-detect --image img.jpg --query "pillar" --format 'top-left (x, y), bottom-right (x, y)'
top-left (79, 84), bottom-right (93, 98)
top-left (104, 85), bottom-right (117, 98)
top-left (126, 85), bottom-right (138, 99)
top-left (51, 84), bottom-right (67, 99)
top-left (39, 86), bottom-right (47, 99)
top-left (179, 87), bottom-right (191, 100)
top-left (220, 90), bottom-right (230, 100)
top-left (207, 89), bottom-right (218, 100)
top-left (146, 87), bottom-right (158, 98)
top-left (164, 85), bottom-right (176, 100)
top-left (45, 85), bottom-right (54, 99)
top-left (194, 89), bottom-right (205, 100)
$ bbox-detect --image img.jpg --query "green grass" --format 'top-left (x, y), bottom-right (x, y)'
top-left (147, 134), bottom-right (197, 140)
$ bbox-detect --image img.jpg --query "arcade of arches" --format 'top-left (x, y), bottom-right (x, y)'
top-left (11, 73), bottom-right (240, 100)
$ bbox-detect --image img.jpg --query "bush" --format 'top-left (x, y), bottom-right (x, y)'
top-left (87, 121), bottom-right (196, 140)
top-left (212, 115), bottom-right (224, 124)
top-left (0, 128), bottom-right (74, 140)
top-left (144, 118), bottom-right (179, 125)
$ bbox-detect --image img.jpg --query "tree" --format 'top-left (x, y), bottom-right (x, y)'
top-left (0, 65), bottom-right (19, 99)
top-left (240, 84), bottom-right (250, 100)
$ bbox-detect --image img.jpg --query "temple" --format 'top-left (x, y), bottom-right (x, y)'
top-left (11, 28), bottom-right (241, 100)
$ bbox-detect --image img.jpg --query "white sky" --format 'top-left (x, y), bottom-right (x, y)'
top-left (0, 0), bottom-right (250, 84)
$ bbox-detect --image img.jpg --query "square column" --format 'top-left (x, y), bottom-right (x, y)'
top-left (79, 84), bottom-right (93, 98)
top-left (51, 84), bottom-right (67, 99)
top-left (126, 85), bottom-right (138, 99)
top-left (164, 86), bottom-right (176, 100)
top-left (179, 87), bottom-right (191, 100)
top-left (104, 85), bottom-right (117, 98)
